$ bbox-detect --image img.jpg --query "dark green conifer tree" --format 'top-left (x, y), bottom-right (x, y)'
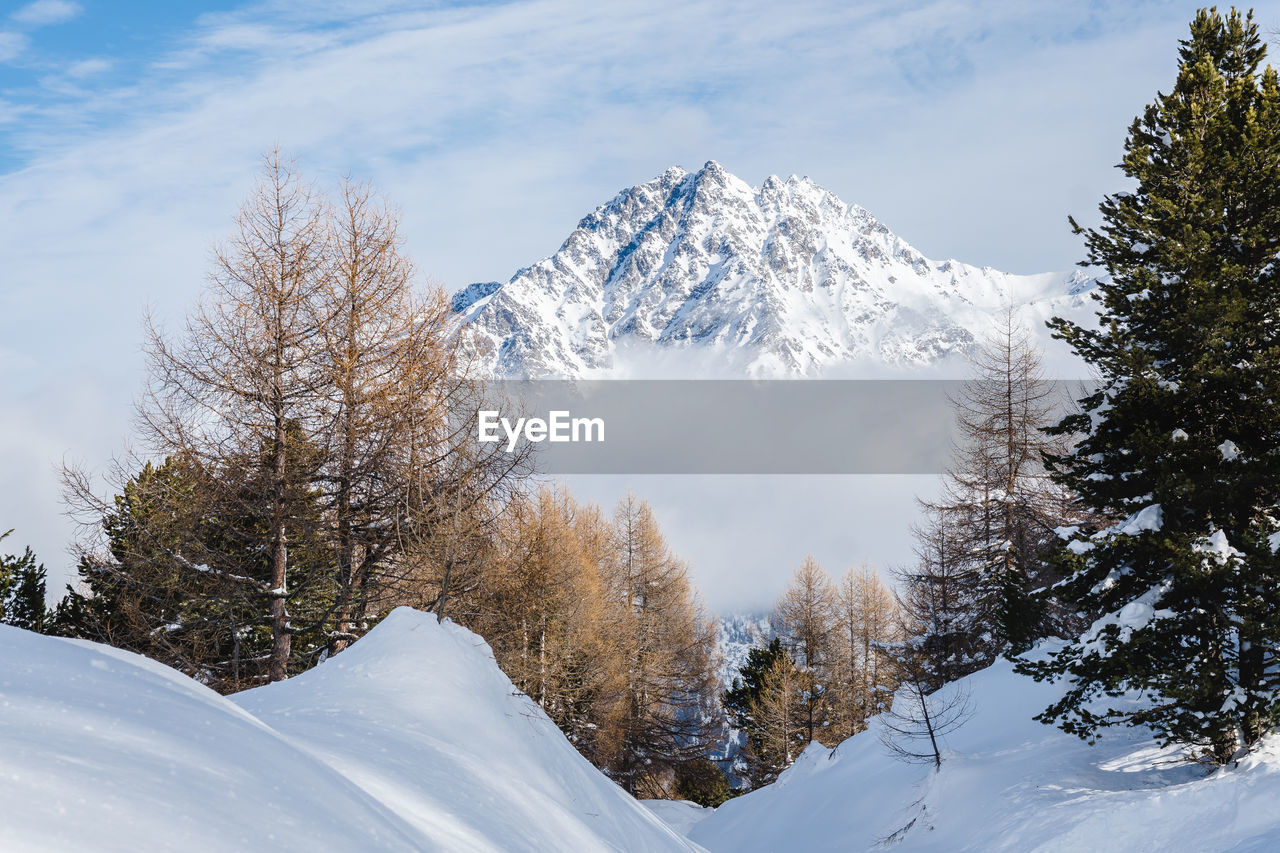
top-left (723, 638), bottom-right (788, 731)
top-left (722, 638), bottom-right (797, 786)
top-left (59, 448), bottom-right (334, 691)
top-left (0, 531), bottom-right (48, 632)
top-left (1019, 8), bottom-right (1280, 764)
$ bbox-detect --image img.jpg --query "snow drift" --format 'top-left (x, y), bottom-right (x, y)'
top-left (0, 609), bottom-right (699, 852)
top-left (233, 608), bottom-right (698, 852)
top-left (0, 624), bottom-right (421, 852)
top-left (688, 650), bottom-right (1280, 852)
top-left (14, 609), bottom-right (1280, 852)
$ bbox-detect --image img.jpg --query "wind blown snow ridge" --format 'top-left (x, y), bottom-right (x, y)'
top-left (454, 162), bottom-right (1097, 378)
top-left (0, 611), bottom-right (701, 852)
top-left (11, 612), bottom-right (1280, 852)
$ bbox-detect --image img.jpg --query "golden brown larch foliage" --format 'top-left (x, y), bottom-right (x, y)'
top-left (771, 555), bottom-right (837, 668)
top-left (467, 487), bottom-right (621, 757)
top-left (61, 152), bottom-right (531, 687)
top-left (598, 492), bottom-right (718, 797)
top-left (830, 564), bottom-right (899, 740)
top-left (770, 556), bottom-right (837, 745)
top-left (749, 653), bottom-right (804, 770)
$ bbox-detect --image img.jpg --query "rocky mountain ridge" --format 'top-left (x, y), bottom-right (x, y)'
top-left (453, 161), bottom-right (1095, 378)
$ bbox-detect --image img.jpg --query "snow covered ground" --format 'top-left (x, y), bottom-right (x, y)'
top-left (0, 621), bottom-right (422, 852)
top-left (641, 800), bottom-right (713, 836)
top-left (8, 613), bottom-right (1280, 852)
top-left (0, 609), bottom-right (698, 852)
top-left (232, 609), bottom-right (697, 852)
top-left (689, 649), bottom-right (1280, 853)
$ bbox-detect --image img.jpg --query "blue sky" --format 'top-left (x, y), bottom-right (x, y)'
top-left (0, 2), bottom-right (232, 165)
top-left (3, 0), bottom-right (1277, 610)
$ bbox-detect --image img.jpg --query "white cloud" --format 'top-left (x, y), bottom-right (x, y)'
top-left (11, 0), bottom-right (82, 26)
top-left (66, 57), bottom-right (112, 77)
top-left (0, 31), bottom-right (27, 61)
top-left (564, 474), bottom-right (939, 612)
top-left (0, 99), bottom-right (25, 124)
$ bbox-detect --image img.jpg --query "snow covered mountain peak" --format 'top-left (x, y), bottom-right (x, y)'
top-left (454, 163), bottom-right (1096, 378)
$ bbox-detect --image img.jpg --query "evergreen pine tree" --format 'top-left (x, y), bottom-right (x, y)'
top-left (723, 637), bottom-right (789, 723)
top-left (723, 638), bottom-right (804, 786)
top-left (59, 451), bottom-right (333, 691)
top-left (1019, 8), bottom-right (1280, 764)
top-left (672, 758), bottom-right (733, 807)
top-left (0, 531), bottom-right (48, 632)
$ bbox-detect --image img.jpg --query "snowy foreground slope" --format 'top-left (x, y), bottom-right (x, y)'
top-left (233, 609), bottom-right (697, 852)
top-left (0, 610), bottom-right (699, 852)
top-left (11, 612), bottom-right (1280, 853)
top-left (0, 623), bottom-right (422, 852)
top-left (685, 651), bottom-right (1280, 853)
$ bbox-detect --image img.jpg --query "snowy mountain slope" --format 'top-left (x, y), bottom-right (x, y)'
top-left (0, 625), bottom-right (422, 852)
top-left (454, 162), bottom-right (1097, 378)
top-left (687, 650), bottom-right (1280, 853)
top-left (715, 612), bottom-right (772, 694)
top-left (0, 612), bottom-right (701, 852)
top-left (710, 613), bottom-right (772, 787)
top-left (232, 608), bottom-right (701, 853)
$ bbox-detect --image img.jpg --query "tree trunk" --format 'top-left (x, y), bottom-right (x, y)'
top-left (269, 410), bottom-right (291, 682)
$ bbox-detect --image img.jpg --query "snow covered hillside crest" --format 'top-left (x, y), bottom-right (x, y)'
top-left (454, 162), bottom-right (1096, 377)
top-left (0, 610), bottom-right (700, 852)
top-left (681, 649), bottom-right (1280, 853)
